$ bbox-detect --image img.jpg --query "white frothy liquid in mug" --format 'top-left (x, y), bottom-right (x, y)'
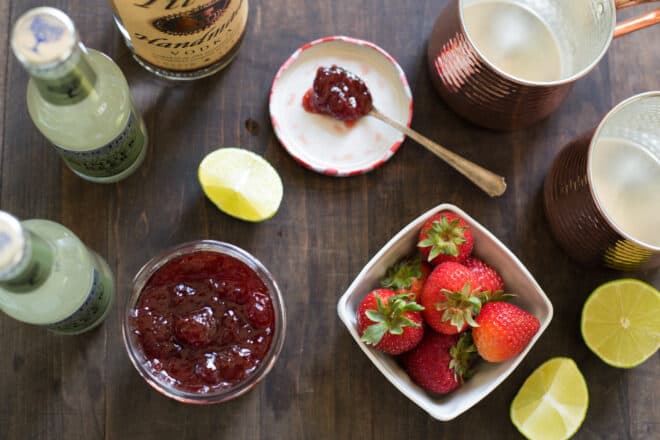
top-left (463, 0), bottom-right (563, 82)
top-left (590, 138), bottom-right (660, 247)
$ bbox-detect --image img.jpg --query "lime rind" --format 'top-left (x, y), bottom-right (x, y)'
top-left (511, 357), bottom-right (588, 440)
top-left (581, 279), bottom-right (660, 368)
top-left (202, 186), bottom-right (262, 221)
top-left (198, 147), bottom-right (284, 222)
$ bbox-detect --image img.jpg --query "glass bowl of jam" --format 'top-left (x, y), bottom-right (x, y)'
top-left (123, 240), bottom-right (286, 404)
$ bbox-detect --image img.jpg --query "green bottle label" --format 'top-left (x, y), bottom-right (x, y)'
top-left (55, 110), bottom-right (146, 178)
top-left (46, 269), bottom-right (112, 333)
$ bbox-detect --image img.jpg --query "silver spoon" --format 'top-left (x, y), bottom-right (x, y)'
top-left (370, 107), bottom-right (507, 197)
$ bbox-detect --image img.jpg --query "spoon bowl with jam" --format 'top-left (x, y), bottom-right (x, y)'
top-left (303, 64), bottom-right (506, 197)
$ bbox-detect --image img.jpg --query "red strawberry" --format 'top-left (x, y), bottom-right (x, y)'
top-left (402, 331), bottom-right (476, 394)
top-left (464, 257), bottom-right (504, 293)
top-left (472, 302), bottom-right (540, 362)
top-left (421, 262), bottom-right (487, 334)
top-left (357, 289), bottom-right (425, 355)
top-left (380, 256), bottom-right (432, 301)
top-left (417, 211), bottom-right (474, 265)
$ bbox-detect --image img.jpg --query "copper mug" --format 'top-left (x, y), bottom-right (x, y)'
top-left (428, 0), bottom-right (660, 130)
top-left (544, 92), bottom-right (660, 271)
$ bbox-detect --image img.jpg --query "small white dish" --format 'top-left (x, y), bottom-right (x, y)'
top-left (269, 36), bottom-right (413, 176)
top-left (336, 203), bottom-right (553, 421)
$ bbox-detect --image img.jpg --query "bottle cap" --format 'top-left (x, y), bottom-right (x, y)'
top-left (0, 211), bottom-right (26, 278)
top-left (11, 7), bottom-right (78, 72)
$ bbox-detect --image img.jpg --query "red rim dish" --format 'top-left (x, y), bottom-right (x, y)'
top-left (269, 36), bottom-right (413, 177)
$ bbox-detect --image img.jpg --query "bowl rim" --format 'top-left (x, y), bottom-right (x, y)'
top-left (122, 240), bottom-right (287, 404)
top-left (268, 35), bottom-right (414, 177)
top-left (336, 203), bottom-right (553, 420)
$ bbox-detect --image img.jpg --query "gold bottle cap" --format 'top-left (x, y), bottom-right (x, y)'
top-left (11, 7), bottom-right (78, 72)
top-left (0, 211), bottom-right (26, 278)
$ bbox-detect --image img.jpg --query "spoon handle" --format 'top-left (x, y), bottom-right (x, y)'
top-left (370, 108), bottom-right (507, 197)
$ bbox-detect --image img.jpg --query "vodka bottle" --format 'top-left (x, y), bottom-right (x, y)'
top-left (11, 7), bottom-right (148, 183)
top-left (109, 0), bottom-right (248, 80)
top-left (0, 211), bottom-right (115, 334)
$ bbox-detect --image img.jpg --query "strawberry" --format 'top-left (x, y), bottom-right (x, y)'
top-left (417, 211), bottom-right (474, 265)
top-left (380, 256), bottom-right (432, 301)
top-left (402, 331), bottom-right (476, 394)
top-left (464, 257), bottom-right (504, 293)
top-left (357, 289), bottom-right (425, 355)
top-left (420, 262), bottom-right (487, 334)
top-left (472, 302), bottom-right (540, 362)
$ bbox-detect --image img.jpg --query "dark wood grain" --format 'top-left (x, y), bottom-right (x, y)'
top-left (0, 0), bottom-right (8, 194)
top-left (1, 1), bottom-right (658, 439)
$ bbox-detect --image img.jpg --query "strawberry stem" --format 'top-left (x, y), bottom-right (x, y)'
top-left (361, 293), bottom-right (424, 346)
top-left (418, 216), bottom-right (468, 261)
top-left (381, 256), bottom-right (423, 290)
top-left (449, 332), bottom-right (478, 381)
top-left (436, 282), bottom-right (486, 332)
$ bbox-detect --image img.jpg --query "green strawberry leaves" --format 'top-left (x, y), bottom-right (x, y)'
top-left (361, 293), bottom-right (424, 346)
top-left (436, 282), bottom-right (486, 331)
top-left (436, 282), bottom-right (514, 332)
top-left (361, 322), bottom-right (389, 344)
top-left (381, 256), bottom-right (423, 290)
top-left (418, 216), bottom-right (467, 261)
top-left (449, 332), bottom-right (478, 382)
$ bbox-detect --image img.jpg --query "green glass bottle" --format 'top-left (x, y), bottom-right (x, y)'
top-left (11, 7), bottom-right (148, 183)
top-left (0, 211), bottom-right (114, 334)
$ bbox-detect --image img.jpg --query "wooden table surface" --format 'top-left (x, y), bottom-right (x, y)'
top-left (1, 1), bottom-right (659, 439)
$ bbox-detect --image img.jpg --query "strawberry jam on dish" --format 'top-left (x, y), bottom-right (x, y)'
top-left (303, 65), bottom-right (373, 122)
top-left (129, 251), bottom-right (275, 394)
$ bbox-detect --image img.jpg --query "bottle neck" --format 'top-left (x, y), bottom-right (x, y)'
top-left (30, 43), bottom-right (98, 105)
top-left (0, 230), bottom-right (54, 292)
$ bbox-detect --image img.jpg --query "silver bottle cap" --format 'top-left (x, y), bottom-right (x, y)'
top-left (0, 211), bottom-right (26, 278)
top-left (11, 7), bottom-right (78, 73)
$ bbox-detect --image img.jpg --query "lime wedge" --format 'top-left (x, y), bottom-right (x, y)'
top-left (198, 148), bottom-right (283, 222)
top-left (581, 278), bottom-right (660, 368)
top-left (510, 357), bottom-right (588, 440)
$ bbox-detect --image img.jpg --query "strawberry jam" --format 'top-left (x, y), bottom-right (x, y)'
top-left (303, 65), bottom-right (373, 122)
top-left (129, 251), bottom-right (275, 394)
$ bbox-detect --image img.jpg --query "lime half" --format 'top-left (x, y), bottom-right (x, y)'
top-left (581, 278), bottom-right (660, 368)
top-left (511, 357), bottom-right (588, 440)
top-left (198, 148), bottom-right (283, 222)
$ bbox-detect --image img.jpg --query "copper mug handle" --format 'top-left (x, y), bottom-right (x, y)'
top-left (614, 0), bottom-right (660, 37)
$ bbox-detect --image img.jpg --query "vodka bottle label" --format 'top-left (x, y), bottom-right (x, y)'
top-left (111, 0), bottom-right (248, 72)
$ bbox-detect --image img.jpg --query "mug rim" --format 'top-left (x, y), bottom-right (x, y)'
top-left (457, 0), bottom-right (616, 87)
top-left (586, 91), bottom-right (660, 252)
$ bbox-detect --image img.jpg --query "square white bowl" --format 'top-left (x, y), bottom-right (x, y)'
top-left (336, 203), bottom-right (553, 421)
